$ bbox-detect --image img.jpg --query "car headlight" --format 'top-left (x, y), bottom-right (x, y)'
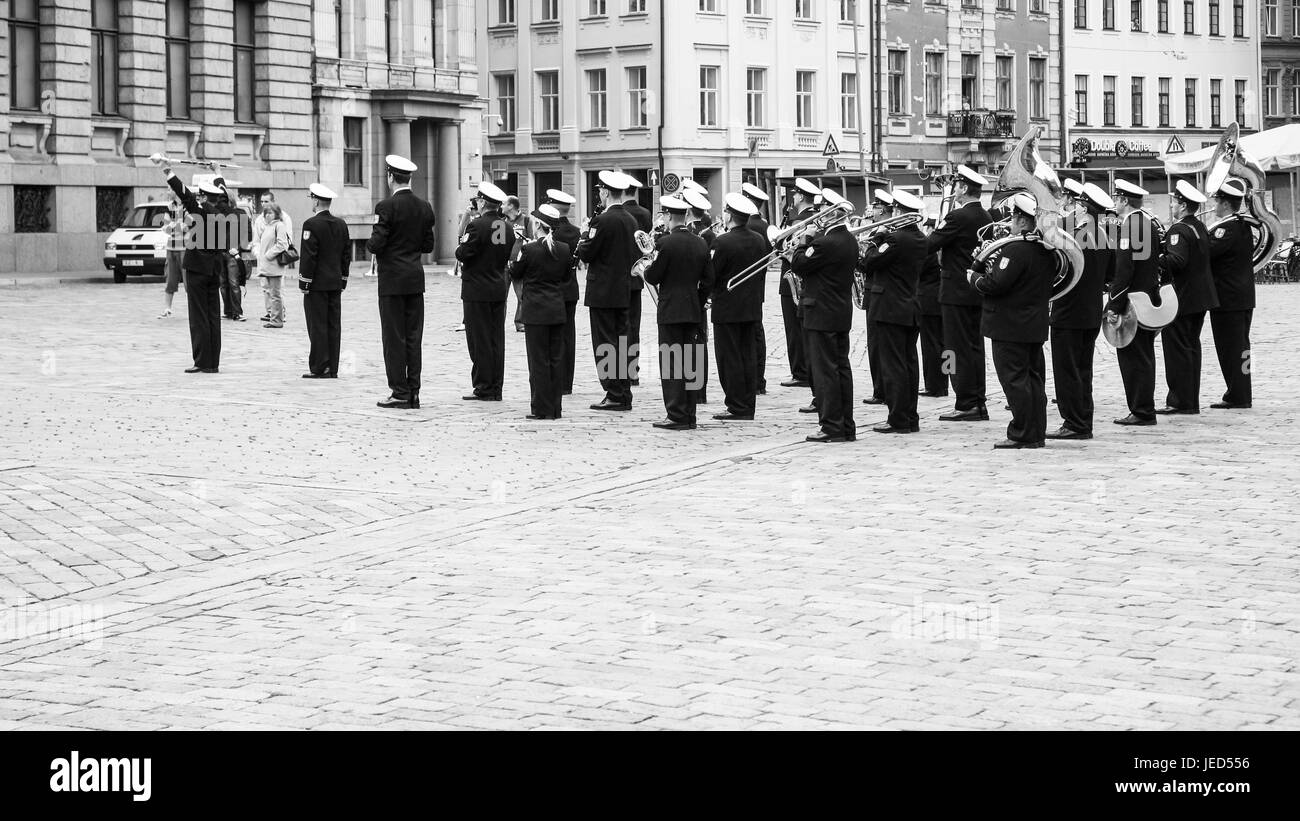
top-left (105, 242), bottom-right (116, 251)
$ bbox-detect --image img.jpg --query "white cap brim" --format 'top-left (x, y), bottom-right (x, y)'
top-left (309, 183), bottom-right (337, 200)
top-left (546, 189), bottom-right (576, 205)
top-left (892, 190), bottom-right (924, 211)
top-left (385, 154), bottom-right (417, 174)
top-left (724, 192), bottom-right (758, 217)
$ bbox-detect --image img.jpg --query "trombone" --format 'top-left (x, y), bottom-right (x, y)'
top-left (724, 201), bottom-right (853, 292)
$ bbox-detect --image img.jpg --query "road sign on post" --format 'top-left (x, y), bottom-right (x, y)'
top-left (823, 135), bottom-right (841, 157)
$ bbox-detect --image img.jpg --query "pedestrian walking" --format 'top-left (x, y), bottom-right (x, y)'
top-left (255, 202), bottom-right (293, 328)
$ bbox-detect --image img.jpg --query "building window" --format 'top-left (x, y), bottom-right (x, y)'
top-left (1074, 0), bottom-right (1087, 27)
top-left (1075, 75), bottom-right (1089, 124)
top-left (1210, 0), bottom-right (1220, 34)
top-left (794, 70), bottom-right (815, 128)
top-left (90, 0), bottom-right (120, 116)
top-left (888, 50), bottom-right (907, 115)
top-left (795, 0), bottom-right (813, 20)
top-left (1293, 0), bottom-right (1300, 38)
top-left (700, 65), bottom-right (719, 126)
top-left (840, 0), bottom-right (856, 21)
top-left (588, 0), bottom-right (606, 17)
top-left (699, 0), bottom-right (718, 11)
top-left (1031, 0), bottom-right (1045, 11)
top-left (1029, 57), bottom-right (1046, 119)
top-left (495, 73), bottom-right (516, 132)
top-left (746, 0), bottom-right (765, 15)
top-left (1265, 69), bottom-right (1280, 115)
top-left (1293, 81), bottom-right (1300, 120)
top-left (1103, 75), bottom-right (1117, 125)
top-left (997, 0), bottom-right (1012, 10)
top-left (1235, 79), bottom-right (1247, 123)
top-left (1157, 0), bottom-right (1169, 31)
top-left (924, 52), bottom-right (943, 116)
top-left (540, 0), bottom-right (559, 21)
top-left (1103, 0), bottom-right (1116, 28)
top-left (1233, 0), bottom-right (1244, 35)
top-left (166, 0), bottom-right (190, 118)
top-left (1265, 0), bottom-right (1278, 34)
top-left (960, 53), bottom-right (979, 109)
top-left (343, 117), bottom-right (364, 186)
top-left (585, 69), bottom-right (607, 129)
top-left (1131, 75), bottom-right (1145, 126)
top-left (995, 56), bottom-right (1012, 111)
top-left (14, 186), bottom-right (52, 233)
top-left (747, 67), bottom-right (767, 126)
top-left (1184, 0), bottom-right (1195, 32)
top-left (233, 0), bottom-right (255, 123)
top-left (537, 71), bottom-right (560, 132)
top-left (6, 0), bottom-right (39, 111)
top-left (495, 0), bottom-right (514, 24)
top-left (1131, 0), bottom-right (1143, 30)
top-left (1210, 78), bottom-right (1222, 127)
top-left (841, 72), bottom-right (858, 129)
top-left (627, 66), bottom-right (648, 128)
top-left (95, 187), bottom-right (132, 233)
top-left (627, 0), bottom-right (646, 13)
top-left (1158, 77), bottom-right (1170, 126)
top-left (1185, 77), bottom-right (1197, 125)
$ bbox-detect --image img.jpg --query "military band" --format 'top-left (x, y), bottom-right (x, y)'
top-left (1109, 179), bottom-right (1162, 426)
top-left (779, 179), bottom-right (820, 390)
top-left (455, 180), bottom-right (511, 402)
top-left (1157, 180), bottom-right (1219, 415)
top-left (917, 216), bottom-right (947, 398)
top-left (541, 189), bottom-right (582, 395)
top-left (577, 171), bottom-right (639, 412)
top-left (510, 204), bottom-right (574, 420)
top-left (1207, 179), bottom-right (1256, 410)
top-left (622, 176), bottom-right (653, 387)
top-left (708, 194), bottom-right (769, 421)
top-left (740, 183), bottom-right (773, 397)
top-left (861, 188), bottom-right (894, 406)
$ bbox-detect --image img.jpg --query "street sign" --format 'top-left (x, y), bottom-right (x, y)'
top-left (648, 169), bottom-right (660, 188)
top-left (823, 134), bottom-right (841, 157)
top-left (1165, 135), bottom-right (1186, 155)
top-left (662, 173), bottom-right (681, 193)
top-left (747, 137), bottom-right (760, 158)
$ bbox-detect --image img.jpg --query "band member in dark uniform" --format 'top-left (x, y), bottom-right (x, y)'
top-left (682, 186), bottom-right (715, 405)
top-left (928, 165), bottom-right (992, 422)
top-left (861, 189), bottom-right (926, 434)
top-left (917, 215), bottom-right (947, 397)
top-left (621, 174), bottom-right (652, 386)
top-left (510, 204), bottom-right (573, 420)
top-left (792, 190), bottom-right (858, 443)
top-left (1108, 179), bottom-right (1162, 426)
top-left (543, 189), bottom-right (581, 394)
top-left (454, 180), bottom-right (512, 401)
top-left (298, 183), bottom-right (351, 379)
top-left (162, 161), bottom-right (237, 374)
top-left (369, 154), bottom-right (436, 409)
top-left (779, 178), bottom-right (820, 388)
top-left (741, 182), bottom-right (772, 395)
top-left (576, 170), bottom-right (639, 411)
top-left (1048, 182), bottom-right (1114, 439)
top-left (972, 194), bottom-right (1054, 449)
top-left (860, 188), bottom-right (895, 406)
top-left (1156, 180), bottom-right (1219, 415)
top-left (709, 193), bottom-right (769, 421)
top-left (1207, 179), bottom-right (1256, 410)
top-left (643, 195), bottom-right (713, 430)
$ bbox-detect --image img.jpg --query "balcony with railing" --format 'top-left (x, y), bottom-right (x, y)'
top-left (947, 110), bottom-right (1017, 140)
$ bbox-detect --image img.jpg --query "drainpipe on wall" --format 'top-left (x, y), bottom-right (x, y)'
top-left (1058, 5), bottom-right (1068, 165)
top-left (657, 1), bottom-right (666, 192)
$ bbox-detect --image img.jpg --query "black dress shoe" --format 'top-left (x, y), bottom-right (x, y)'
top-left (798, 404), bottom-right (819, 414)
top-left (939, 407), bottom-right (989, 422)
top-left (302, 373), bottom-right (330, 379)
top-left (993, 439), bottom-right (1045, 449)
top-left (1155, 406), bottom-right (1199, 415)
top-left (713, 412), bottom-right (754, 421)
top-left (526, 414), bottom-right (557, 420)
top-left (652, 419), bottom-right (695, 430)
top-left (1045, 426), bottom-right (1093, 440)
top-left (862, 396), bottom-right (885, 405)
top-left (1113, 414), bottom-right (1156, 426)
top-left (410, 394), bottom-right (420, 410)
top-left (1210, 401), bottom-right (1252, 409)
top-left (185, 366), bottom-right (203, 373)
top-left (757, 389), bottom-right (767, 396)
top-left (590, 399), bottom-right (632, 411)
top-left (918, 390), bottom-right (949, 397)
top-left (376, 396), bottom-right (413, 409)
top-left (462, 394), bottom-right (500, 401)
top-left (562, 390), bottom-right (573, 396)
top-left (781, 379), bottom-right (810, 388)
top-left (872, 422), bottom-right (919, 434)
top-left (805, 432), bottom-right (850, 443)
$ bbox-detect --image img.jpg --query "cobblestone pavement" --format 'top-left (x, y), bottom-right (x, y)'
top-left (1, 270), bottom-right (1297, 729)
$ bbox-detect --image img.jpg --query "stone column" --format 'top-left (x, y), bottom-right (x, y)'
top-left (436, 121), bottom-right (461, 263)
top-left (385, 116), bottom-right (414, 161)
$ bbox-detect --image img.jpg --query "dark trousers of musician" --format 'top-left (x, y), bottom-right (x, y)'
top-left (864, 294), bottom-right (883, 400)
top-left (942, 304), bottom-right (986, 410)
top-left (992, 340), bottom-right (1048, 444)
top-left (1163, 312), bottom-right (1206, 412)
top-left (562, 300), bottom-right (577, 393)
top-left (658, 322), bottom-right (701, 425)
top-left (220, 256), bottom-right (243, 319)
top-left (303, 290), bottom-right (342, 376)
top-left (1117, 328), bottom-right (1158, 421)
top-left (1210, 309), bottom-right (1253, 407)
top-left (525, 323), bottom-right (565, 419)
top-left (1050, 326), bottom-right (1099, 434)
top-left (379, 294), bottom-right (424, 402)
top-left (754, 323), bottom-right (767, 392)
top-left (589, 307), bottom-right (632, 405)
top-left (780, 289), bottom-right (809, 382)
top-left (628, 289), bottom-right (643, 385)
top-left (695, 314), bottom-right (710, 404)
top-left (803, 327), bottom-right (818, 408)
top-left (807, 329), bottom-right (855, 438)
top-left (919, 313), bottom-right (947, 395)
top-left (463, 299), bottom-right (506, 399)
top-left (713, 321), bottom-right (758, 417)
top-left (186, 270), bottom-right (221, 370)
top-left (876, 321), bottom-right (921, 430)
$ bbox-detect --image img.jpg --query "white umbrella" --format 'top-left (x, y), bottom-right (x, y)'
top-left (1162, 123), bottom-right (1300, 173)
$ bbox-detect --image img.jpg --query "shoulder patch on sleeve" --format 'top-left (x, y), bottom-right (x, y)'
top-left (709, 249), bottom-right (715, 259)
top-left (1214, 228), bottom-right (1225, 238)
top-left (1119, 238), bottom-right (1130, 250)
top-left (999, 256), bottom-right (1010, 270)
top-left (1169, 233), bottom-right (1179, 246)
top-left (878, 243), bottom-right (890, 254)
top-left (373, 214), bottom-right (381, 224)
top-left (459, 233), bottom-right (469, 244)
top-left (805, 247), bottom-right (816, 258)
top-left (302, 230), bottom-right (311, 240)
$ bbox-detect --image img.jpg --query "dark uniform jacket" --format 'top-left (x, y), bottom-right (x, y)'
top-left (367, 188), bottom-right (436, 297)
top-left (791, 224), bottom-right (857, 333)
top-left (779, 206), bottom-right (817, 297)
top-left (1051, 210), bottom-right (1113, 329)
top-left (708, 225), bottom-right (769, 324)
top-left (1108, 210), bottom-right (1162, 313)
top-left (644, 226), bottom-right (713, 325)
top-left (509, 239), bottom-right (572, 326)
top-left (862, 224), bottom-right (925, 327)
top-left (166, 174), bottom-right (240, 276)
top-left (688, 218), bottom-right (716, 248)
top-left (624, 200), bottom-right (653, 292)
top-left (299, 210), bottom-right (352, 292)
top-left (747, 213), bottom-right (773, 253)
top-left (552, 217), bottom-right (582, 303)
top-left (928, 200), bottom-right (993, 306)
top-left (973, 238), bottom-right (1055, 344)
top-left (1207, 215), bottom-right (1257, 311)
top-left (1162, 214), bottom-right (1219, 315)
top-left (576, 203), bottom-right (638, 309)
top-left (918, 250), bottom-right (942, 316)
top-left (454, 207), bottom-right (512, 302)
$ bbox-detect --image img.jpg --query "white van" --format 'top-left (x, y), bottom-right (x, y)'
top-left (103, 201), bottom-right (172, 283)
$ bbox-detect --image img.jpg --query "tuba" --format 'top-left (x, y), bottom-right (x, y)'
top-left (967, 125), bottom-right (1084, 302)
top-left (1198, 122), bottom-right (1282, 272)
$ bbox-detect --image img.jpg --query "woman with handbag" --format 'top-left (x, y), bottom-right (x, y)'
top-left (256, 202), bottom-right (295, 328)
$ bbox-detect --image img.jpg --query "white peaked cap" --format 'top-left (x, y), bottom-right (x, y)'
top-left (724, 192), bottom-right (758, 217)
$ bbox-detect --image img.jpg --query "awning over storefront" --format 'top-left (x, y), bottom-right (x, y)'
top-left (1162, 124), bottom-right (1300, 172)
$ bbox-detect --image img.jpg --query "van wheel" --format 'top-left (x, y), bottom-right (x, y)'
top-left (113, 268), bottom-right (127, 284)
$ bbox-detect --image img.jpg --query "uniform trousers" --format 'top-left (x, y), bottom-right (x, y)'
top-left (992, 340), bottom-right (1047, 444)
top-left (1049, 326), bottom-right (1099, 434)
top-left (1210, 309), bottom-right (1253, 406)
top-left (919, 313), bottom-right (947, 395)
top-left (942, 303), bottom-right (986, 410)
top-left (1163, 311), bottom-right (1206, 412)
top-left (713, 321), bottom-right (759, 416)
top-left (589, 307), bottom-right (632, 405)
top-left (1116, 328), bottom-right (1158, 421)
top-left (863, 292), bottom-right (883, 400)
top-left (463, 299), bottom-right (506, 399)
top-left (562, 300), bottom-right (578, 393)
top-left (807, 329), bottom-right (855, 438)
top-left (754, 322), bottom-right (767, 392)
top-left (378, 293), bottom-right (424, 402)
top-left (185, 269), bottom-right (222, 370)
top-left (303, 290), bottom-right (342, 376)
top-left (525, 323), bottom-right (565, 419)
top-left (780, 287), bottom-right (808, 381)
top-left (628, 289), bottom-right (643, 384)
top-left (876, 321), bottom-right (921, 430)
top-left (658, 322), bottom-right (701, 424)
